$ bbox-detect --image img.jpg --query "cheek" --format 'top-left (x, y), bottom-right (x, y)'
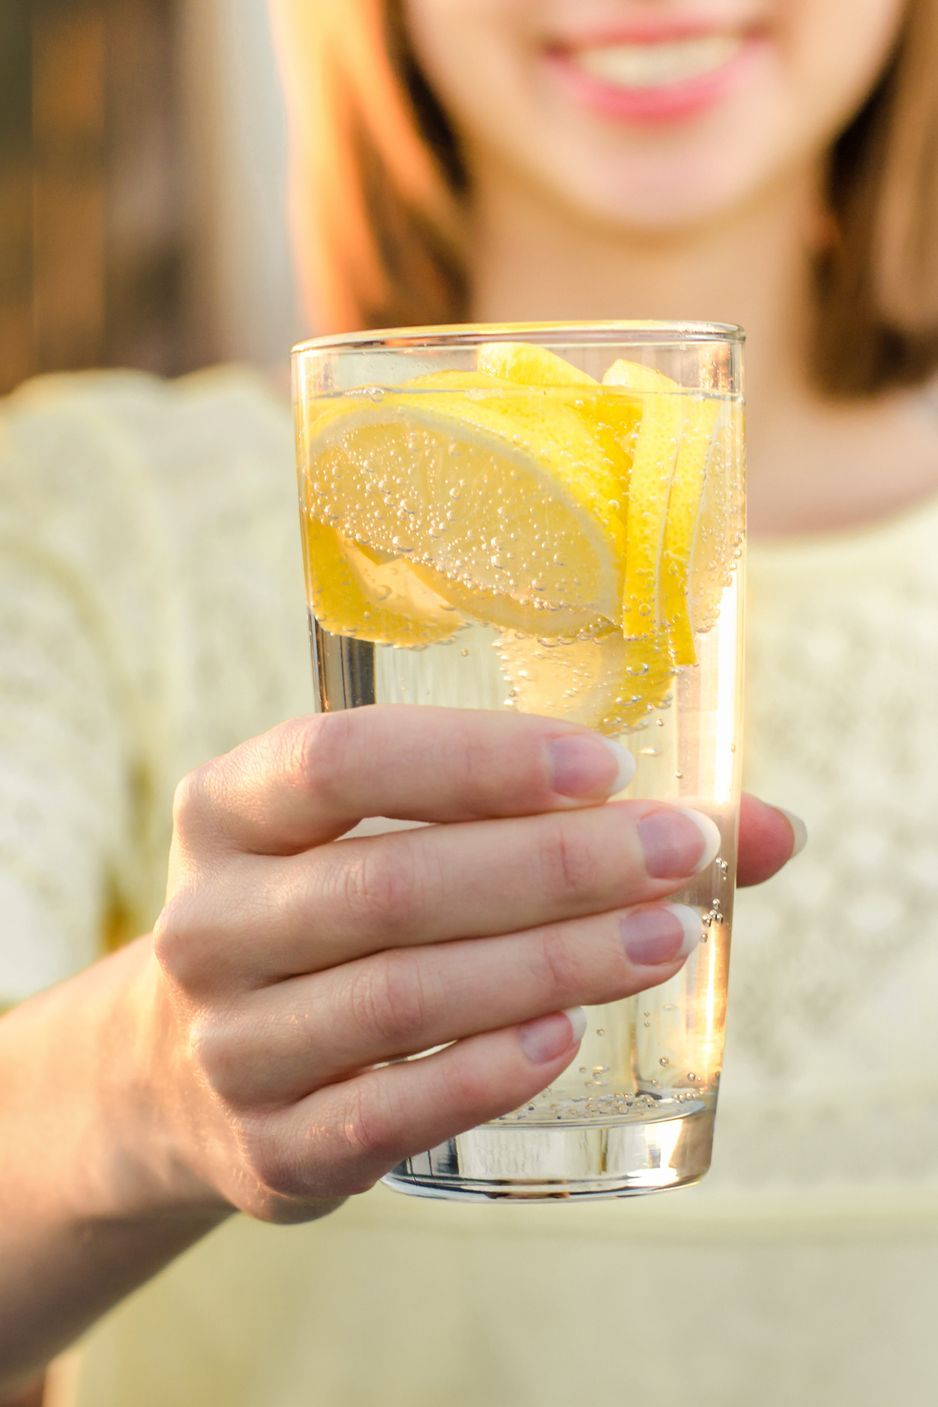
top-left (402, 0), bottom-right (533, 123)
top-left (402, 0), bottom-right (551, 170)
top-left (781, 0), bottom-right (908, 140)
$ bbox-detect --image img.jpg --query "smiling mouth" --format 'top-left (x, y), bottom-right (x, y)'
top-left (544, 26), bottom-right (763, 121)
top-left (567, 35), bottom-right (746, 90)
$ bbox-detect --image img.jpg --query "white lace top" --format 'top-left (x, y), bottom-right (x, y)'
top-left (2, 372), bottom-right (936, 1407)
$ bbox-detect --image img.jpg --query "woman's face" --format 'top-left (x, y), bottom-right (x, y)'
top-left (403, 0), bottom-right (909, 229)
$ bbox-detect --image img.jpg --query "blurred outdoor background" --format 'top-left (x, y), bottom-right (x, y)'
top-left (0, 0), bottom-right (304, 397)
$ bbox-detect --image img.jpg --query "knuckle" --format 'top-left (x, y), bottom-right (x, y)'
top-left (243, 1130), bottom-right (310, 1205)
top-left (238, 1118), bottom-right (372, 1218)
top-left (296, 711), bottom-right (357, 808)
top-left (187, 1014), bottom-right (242, 1103)
top-left (346, 949), bottom-right (429, 1049)
top-left (453, 725), bottom-right (502, 814)
top-left (343, 841), bottom-right (420, 941)
top-left (534, 927), bottom-right (584, 997)
top-left (445, 1054), bottom-right (494, 1117)
top-left (335, 1080), bottom-right (397, 1172)
top-left (540, 817), bottom-right (598, 901)
top-left (152, 891), bottom-right (201, 984)
top-left (171, 763), bottom-right (220, 841)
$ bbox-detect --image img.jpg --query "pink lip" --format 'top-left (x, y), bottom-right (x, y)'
top-left (544, 32), bottom-right (766, 125)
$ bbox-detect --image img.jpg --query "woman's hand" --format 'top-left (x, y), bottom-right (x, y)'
top-left (0, 705), bottom-right (800, 1390)
top-left (132, 706), bottom-right (798, 1225)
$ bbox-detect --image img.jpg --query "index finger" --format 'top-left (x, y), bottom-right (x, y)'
top-left (178, 706), bottom-right (636, 855)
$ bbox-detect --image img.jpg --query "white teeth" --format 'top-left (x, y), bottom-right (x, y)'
top-left (572, 36), bottom-right (743, 90)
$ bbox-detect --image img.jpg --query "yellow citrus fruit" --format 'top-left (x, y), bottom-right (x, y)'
top-left (603, 359), bottom-right (733, 667)
top-left (412, 561), bottom-right (605, 639)
top-left (497, 626), bottom-right (675, 735)
top-left (684, 400), bottom-right (745, 641)
top-left (303, 519), bottom-right (461, 646)
top-left (602, 359), bottom-right (682, 639)
top-left (478, 342), bottom-right (639, 498)
top-left (303, 370), bottom-right (626, 627)
top-left (659, 397), bottom-right (724, 664)
top-left (302, 347), bottom-right (740, 731)
top-left (477, 342), bottom-right (598, 388)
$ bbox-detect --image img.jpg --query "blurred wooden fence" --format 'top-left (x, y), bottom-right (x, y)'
top-left (0, 0), bottom-right (199, 395)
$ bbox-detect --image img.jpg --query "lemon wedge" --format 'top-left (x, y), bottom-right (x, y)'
top-left (660, 397), bottom-right (723, 664)
top-left (498, 628), bottom-right (674, 735)
top-left (684, 400), bottom-right (745, 641)
top-left (477, 342), bottom-right (598, 389)
top-left (478, 342), bottom-right (638, 499)
top-left (602, 359), bottom-right (682, 638)
top-left (304, 519), bottom-right (461, 646)
top-left (301, 347), bottom-right (740, 732)
top-left (603, 358), bottom-right (733, 667)
top-left (412, 561), bottom-right (605, 639)
top-left (303, 372), bottom-right (625, 624)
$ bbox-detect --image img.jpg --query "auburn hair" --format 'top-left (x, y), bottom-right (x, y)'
top-left (274, 0), bottom-right (938, 397)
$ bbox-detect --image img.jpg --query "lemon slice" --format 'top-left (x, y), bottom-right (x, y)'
top-left (660, 397), bottom-right (723, 664)
top-left (685, 400), bottom-right (745, 640)
top-left (304, 519), bottom-right (461, 646)
top-left (603, 359), bottom-right (739, 665)
top-left (478, 342), bottom-right (598, 389)
top-left (479, 343), bottom-right (639, 500)
top-left (602, 359), bottom-right (682, 638)
top-left (303, 373), bottom-right (626, 625)
top-left (498, 628), bottom-right (674, 735)
top-left (412, 561), bottom-right (606, 639)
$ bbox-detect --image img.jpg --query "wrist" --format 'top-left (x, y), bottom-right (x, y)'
top-left (74, 938), bottom-right (232, 1229)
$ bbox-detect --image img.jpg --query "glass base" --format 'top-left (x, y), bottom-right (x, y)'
top-left (383, 1104), bottom-right (715, 1203)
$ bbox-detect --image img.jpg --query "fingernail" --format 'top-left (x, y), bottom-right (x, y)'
top-left (518, 1007), bottom-right (586, 1064)
top-left (637, 807), bottom-right (721, 879)
top-left (776, 806), bottom-right (808, 857)
top-left (548, 734), bottom-right (635, 800)
top-left (620, 903), bottom-right (702, 966)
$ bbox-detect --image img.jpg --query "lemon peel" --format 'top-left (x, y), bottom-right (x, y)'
top-left (478, 343), bottom-right (638, 500)
top-left (301, 346), bottom-right (740, 732)
top-left (498, 627), bottom-right (674, 735)
top-left (686, 400), bottom-right (745, 641)
top-left (602, 359), bottom-right (682, 639)
top-left (304, 520), bottom-right (461, 646)
top-left (304, 374), bottom-right (626, 622)
top-left (412, 561), bottom-right (606, 640)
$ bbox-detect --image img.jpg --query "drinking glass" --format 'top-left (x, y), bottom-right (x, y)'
top-left (292, 323), bottom-right (744, 1201)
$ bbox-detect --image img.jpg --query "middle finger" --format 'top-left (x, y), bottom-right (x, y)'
top-left (206, 801), bottom-right (721, 987)
top-left (205, 900), bottom-right (704, 1107)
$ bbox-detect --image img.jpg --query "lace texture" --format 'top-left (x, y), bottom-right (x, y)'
top-left (2, 370), bottom-right (936, 1206)
top-left (0, 369), bottom-right (310, 999)
top-left (5, 373), bottom-right (938, 1407)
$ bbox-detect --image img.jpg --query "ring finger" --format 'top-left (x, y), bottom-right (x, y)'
top-left (203, 901), bottom-right (703, 1107)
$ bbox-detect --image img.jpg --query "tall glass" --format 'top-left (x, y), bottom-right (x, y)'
top-left (292, 323), bottom-right (744, 1201)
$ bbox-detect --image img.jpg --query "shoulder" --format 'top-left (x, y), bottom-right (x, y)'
top-left (2, 364), bottom-right (291, 485)
top-left (1, 365), bottom-right (294, 560)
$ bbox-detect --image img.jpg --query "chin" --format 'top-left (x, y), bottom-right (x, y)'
top-left (548, 159), bottom-right (769, 237)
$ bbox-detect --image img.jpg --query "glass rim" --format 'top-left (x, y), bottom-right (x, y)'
top-left (292, 320), bottom-right (744, 359)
